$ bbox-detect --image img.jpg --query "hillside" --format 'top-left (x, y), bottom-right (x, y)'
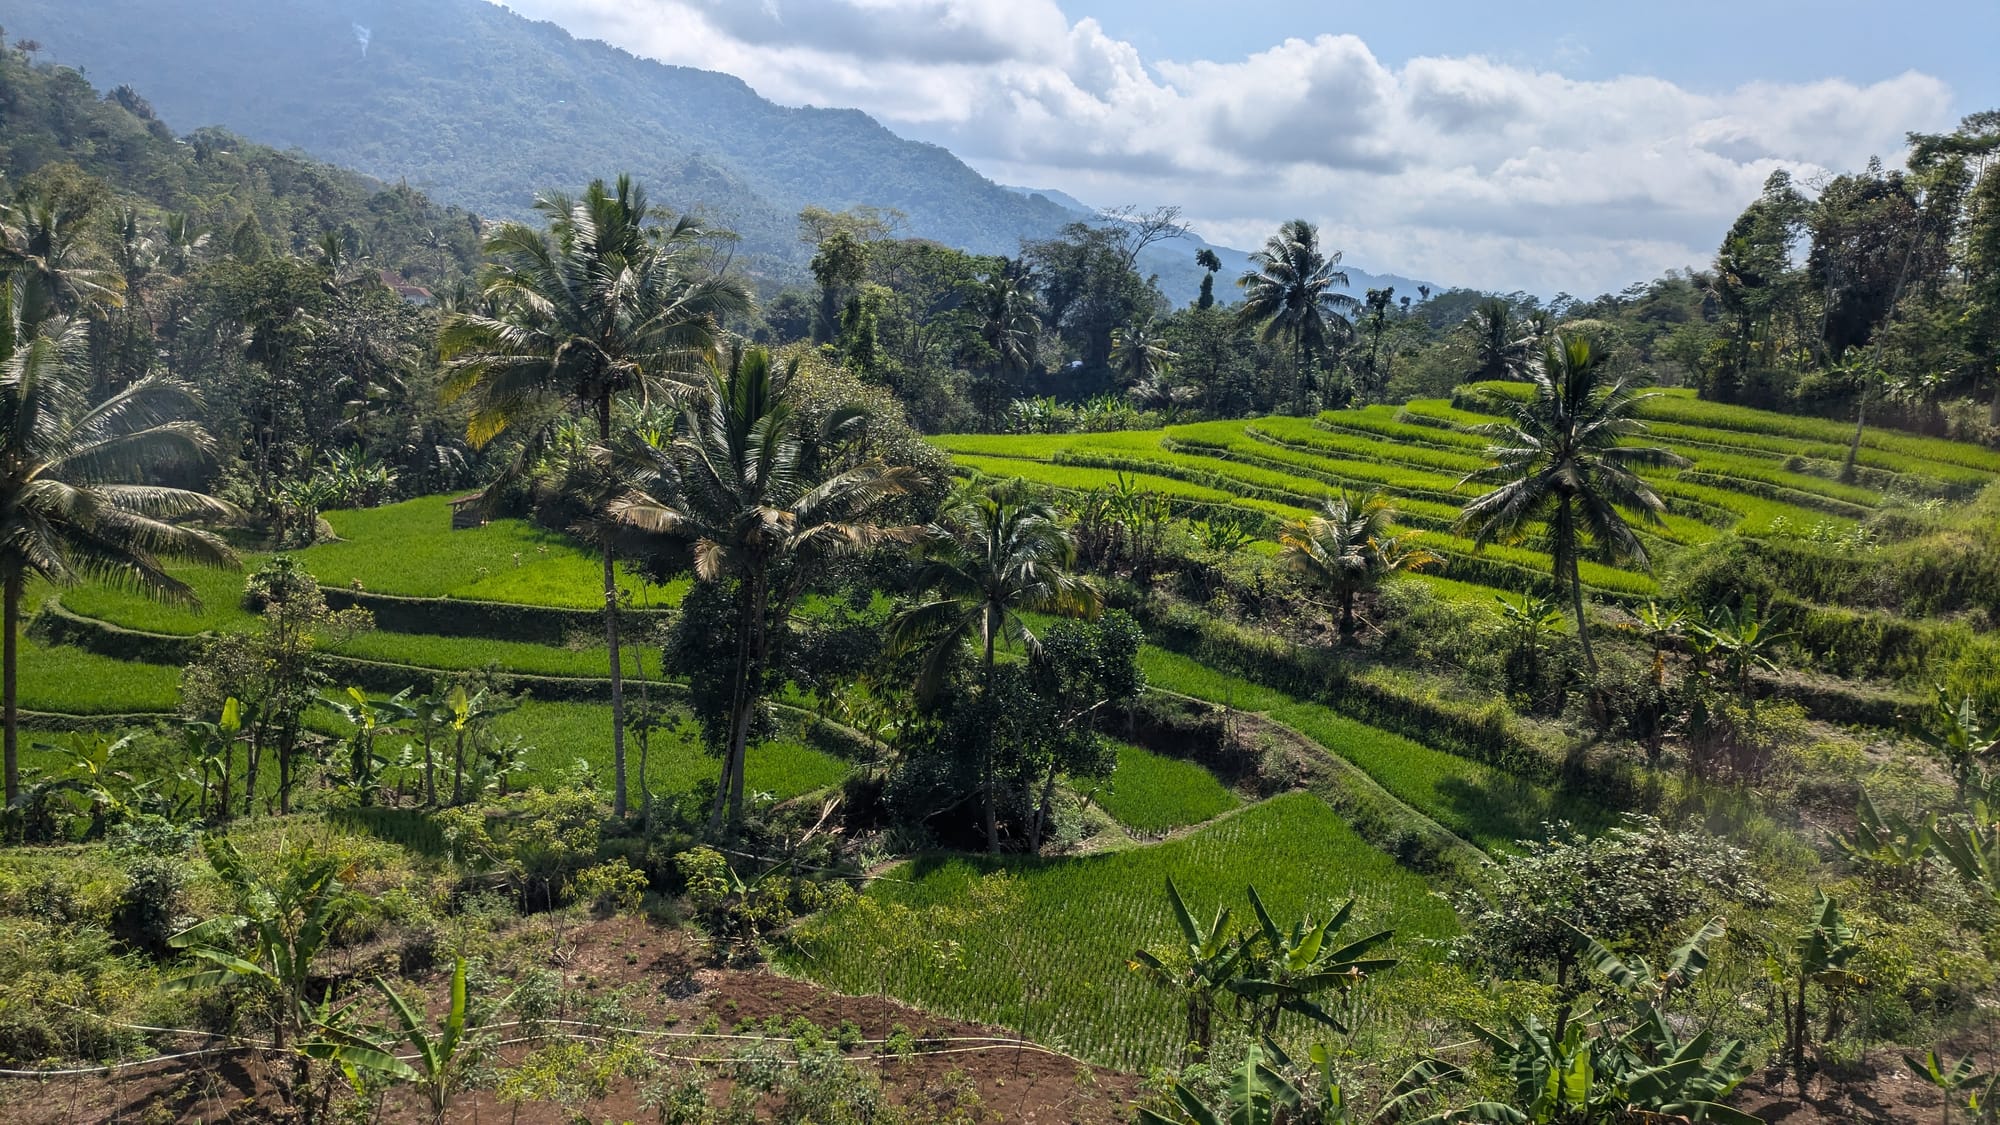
top-left (5, 0), bottom-right (1086, 281)
top-left (0, 48), bottom-right (482, 280)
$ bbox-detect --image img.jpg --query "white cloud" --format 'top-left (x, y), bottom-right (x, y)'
top-left (491, 0), bottom-right (1956, 295)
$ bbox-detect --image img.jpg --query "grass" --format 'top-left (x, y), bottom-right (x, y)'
top-left (1078, 741), bottom-right (1239, 832)
top-left (1138, 648), bottom-right (1610, 851)
top-left (782, 791), bottom-right (1457, 1069)
top-left (489, 701), bottom-right (849, 800)
top-left (306, 497), bottom-right (664, 608)
top-left (326, 631), bottom-right (667, 682)
top-left (12, 631), bottom-right (181, 714)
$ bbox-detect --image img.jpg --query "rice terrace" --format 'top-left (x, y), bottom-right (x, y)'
top-left (4, 7), bottom-right (2000, 1124)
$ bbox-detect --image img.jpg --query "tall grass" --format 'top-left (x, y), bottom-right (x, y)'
top-left (1079, 741), bottom-right (1240, 832)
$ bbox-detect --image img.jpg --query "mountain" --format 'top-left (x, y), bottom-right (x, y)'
top-left (5, 0), bottom-right (1080, 280)
top-left (8, 0), bottom-right (1436, 304)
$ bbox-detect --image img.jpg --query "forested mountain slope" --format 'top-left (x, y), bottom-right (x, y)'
top-left (5, 0), bottom-right (1080, 280)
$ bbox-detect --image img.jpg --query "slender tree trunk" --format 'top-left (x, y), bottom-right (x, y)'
top-left (598, 394), bottom-right (628, 818)
top-left (1339, 589), bottom-right (1356, 643)
top-left (3, 571), bottom-right (19, 806)
top-left (1559, 496), bottom-right (1596, 673)
top-left (982, 624), bottom-right (1000, 854)
top-left (1841, 388), bottom-right (1868, 483)
top-left (452, 730), bottom-right (465, 806)
top-left (1030, 758), bottom-right (1061, 853)
top-left (727, 573), bottom-right (768, 827)
top-left (246, 715), bottom-right (263, 814)
top-left (422, 731), bottom-right (435, 806)
top-left (604, 544), bottom-right (627, 817)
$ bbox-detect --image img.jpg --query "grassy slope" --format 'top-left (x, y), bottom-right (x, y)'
top-left (1078, 741), bottom-right (1240, 832)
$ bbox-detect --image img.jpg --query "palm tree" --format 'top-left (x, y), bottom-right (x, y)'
top-left (1110, 316), bottom-right (1176, 389)
top-left (1279, 491), bottom-right (1438, 643)
top-left (1236, 220), bottom-right (1359, 414)
top-left (0, 183), bottom-right (124, 325)
top-left (975, 263), bottom-right (1041, 381)
top-left (886, 480), bottom-right (1099, 852)
top-left (0, 285), bottom-right (237, 802)
top-left (609, 348), bottom-right (920, 831)
top-left (1466, 298), bottom-right (1535, 382)
top-left (1194, 247), bottom-right (1222, 310)
top-left (1456, 334), bottom-right (1686, 672)
top-left (439, 175), bottom-right (750, 817)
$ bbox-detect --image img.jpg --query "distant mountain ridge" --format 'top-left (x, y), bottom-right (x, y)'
top-left (9, 0), bottom-right (1435, 303)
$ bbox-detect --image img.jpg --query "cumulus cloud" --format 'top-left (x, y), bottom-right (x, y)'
top-left (491, 0), bottom-right (1956, 295)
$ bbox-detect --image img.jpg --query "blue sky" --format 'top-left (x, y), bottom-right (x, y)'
top-left (498, 0), bottom-right (1989, 295)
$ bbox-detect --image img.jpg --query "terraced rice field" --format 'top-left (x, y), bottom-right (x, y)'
top-left (933, 389), bottom-right (2000, 601)
top-left (783, 791), bottom-right (1457, 1069)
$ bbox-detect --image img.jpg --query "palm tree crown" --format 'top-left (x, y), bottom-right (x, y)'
top-left (1279, 491), bottom-right (1438, 641)
top-left (1456, 333), bottom-right (1687, 670)
top-left (1467, 298), bottom-right (1537, 382)
top-left (1236, 219), bottom-right (1359, 412)
top-left (1110, 316), bottom-right (1176, 389)
top-left (0, 284), bottom-right (237, 800)
top-left (439, 175), bottom-right (750, 446)
top-left (610, 347), bottom-right (922, 829)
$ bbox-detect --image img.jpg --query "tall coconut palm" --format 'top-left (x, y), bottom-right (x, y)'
top-left (1279, 491), bottom-right (1439, 643)
top-left (609, 348), bottom-right (920, 831)
top-left (0, 183), bottom-right (124, 325)
top-left (1111, 316), bottom-right (1176, 389)
top-left (0, 285), bottom-right (237, 802)
top-left (975, 263), bottom-right (1041, 381)
top-left (1466, 298), bottom-right (1536, 382)
top-left (439, 175), bottom-right (750, 817)
top-left (1456, 334), bottom-right (1686, 672)
top-left (886, 480), bottom-right (1100, 852)
top-left (1236, 220), bottom-right (1359, 414)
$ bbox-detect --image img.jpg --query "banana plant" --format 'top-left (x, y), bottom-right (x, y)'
top-left (1693, 597), bottom-right (1788, 711)
top-left (1914, 686), bottom-right (2000, 804)
top-left (168, 836), bottom-right (359, 1098)
top-left (1932, 804), bottom-right (2000, 900)
top-left (1227, 886), bottom-right (1396, 1037)
top-left (324, 687), bottom-right (416, 800)
top-left (317, 956), bottom-right (515, 1124)
top-left (1138, 1039), bottom-right (1298, 1125)
top-left (1777, 890), bottom-right (1864, 1082)
top-left (1132, 877), bottom-right (1250, 1057)
top-left (1904, 1049), bottom-right (1994, 1125)
top-left (1834, 790), bottom-right (1935, 887)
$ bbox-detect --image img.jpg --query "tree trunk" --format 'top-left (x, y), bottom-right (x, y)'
top-left (422, 732), bottom-right (435, 806)
top-left (452, 730), bottom-right (465, 806)
top-left (1841, 389), bottom-right (1868, 484)
top-left (710, 579), bottom-right (759, 834)
top-left (1560, 496), bottom-right (1596, 673)
top-left (1339, 589), bottom-right (1356, 643)
top-left (246, 714), bottom-right (263, 815)
top-left (1030, 759), bottom-right (1061, 853)
top-left (982, 625), bottom-right (1001, 854)
top-left (603, 544), bottom-right (627, 818)
top-left (2, 571), bottom-right (18, 806)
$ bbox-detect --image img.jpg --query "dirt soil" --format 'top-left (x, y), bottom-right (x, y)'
top-left (1732, 1054), bottom-right (1959, 1125)
top-left (1, 915), bottom-right (1143, 1124)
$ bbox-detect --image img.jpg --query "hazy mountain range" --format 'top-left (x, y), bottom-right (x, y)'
top-left (8, 0), bottom-right (1435, 304)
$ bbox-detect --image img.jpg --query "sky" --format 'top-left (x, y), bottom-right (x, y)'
top-left (490, 0), bottom-right (1997, 296)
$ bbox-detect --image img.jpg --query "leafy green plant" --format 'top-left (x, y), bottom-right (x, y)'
top-left (1904, 1050), bottom-right (1995, 1125)
top-left (320, 957), bottom-right (514, 1124)
top-left (1131, 876), bottom-right (1249, 1057)
top-left (1228, 887), bottom-right (1395, 1037)
top-left (1776, 890), bottom-right (1865, 1083)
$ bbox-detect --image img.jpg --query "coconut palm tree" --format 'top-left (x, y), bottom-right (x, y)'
top-left (609, 347), bottom-right (921, 831)
top-left (1279, 491), bottom-right (1438, 643)
top-left (1456, 334), bottom-right (1686, 672)
top-left (1467, 298), bottom-right (1536, 382)
top-left (439, 175), bottom-right (750, 817)
top-left (886, 480), bottom-right (1100, 852)
top-left (975, 262), bottom-right (1041, 381)
top-left (0, 183), bottom-right (124, 325)
top-left (1111, 315), bottom-right (1176, 389)
top-left (1236, 220), bottom-right (1359, 413)
top-left (0, 285), bottom-right (237, 802)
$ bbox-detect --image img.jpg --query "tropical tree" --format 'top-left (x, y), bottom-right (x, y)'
top-left (610, 347), bottom-right (920, 831)
top-left (439, 175), bottom-right (750, 817)
top-left (1130, 877), bottom-right (1250, 1059)
top-left (1236, 219), bottom-right (1359, 413)
top-left (0, 178), bottom-right (124, 325)
top-left (1111, 315), bottom-right (1176, 388)
top-left (974, 262), bottom-right (1042, 380)
top-left (1456, 335), bottom-right (1686, 672)
top-left (1193, 247), bottom-right (1222, 310)
top-left (0, 285), bottom-right (236, 803)
top-left (886, 480), bottom-right (1099, 851)
top-left (1466, 297), bottom-right (1536, 382)
top-left (1278, 491), bottom-right (1438, 643)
